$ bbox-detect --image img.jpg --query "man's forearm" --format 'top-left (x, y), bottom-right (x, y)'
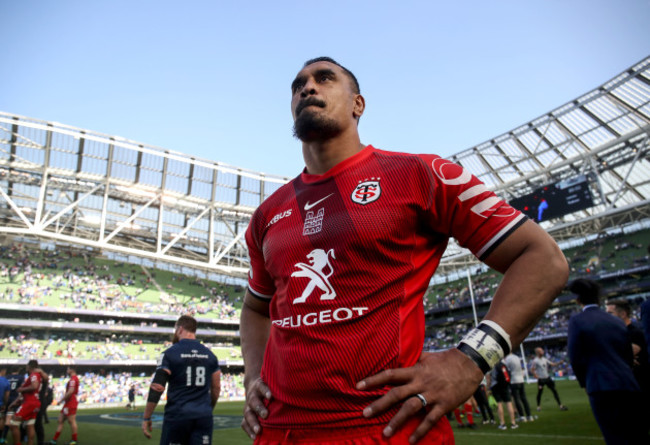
top-left (62, 389), bottom-right (73, 402)
top-left (211, 388), bottom-right (220, 408)
top-left (483, 222), bottom-right (568, 348)
top-left (143, 401), bottom-right (157, 420)
top-left (241, 302), bottom-right (271, 389)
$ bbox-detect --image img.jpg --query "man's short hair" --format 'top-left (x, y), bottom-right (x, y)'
top-left (176, 315), bottom-right (197, 333)
top-left (27, 359), bottom-right (38, 370)
top-left (569, 278), bottom-right (601, 305)
top-left (303, 57), bottom-right (361, 94)
top-left (607, 300), bottom-right (631, 317)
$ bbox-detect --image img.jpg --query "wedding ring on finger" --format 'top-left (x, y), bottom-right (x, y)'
top-left (414, 393), bottom-right (427, 408)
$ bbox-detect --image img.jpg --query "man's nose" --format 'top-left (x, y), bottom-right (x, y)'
top-left (300, 79), bottom-right (317, 97)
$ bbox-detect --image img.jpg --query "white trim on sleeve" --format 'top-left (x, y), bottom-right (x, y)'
top-left (248, 286), bottom-right (273, 300)
top-left (475, 213), bottom-right (525, 259)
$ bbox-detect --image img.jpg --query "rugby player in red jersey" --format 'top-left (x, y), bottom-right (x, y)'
top-left (48, 366), bottom-right (79, 445)
top-left (240, 57), bottom-right (568, 444)
top-left (9, 360), bottom-right (43, 445)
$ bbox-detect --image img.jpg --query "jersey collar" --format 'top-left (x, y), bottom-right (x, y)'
top-left (300, 145), bottom-right (375, 185)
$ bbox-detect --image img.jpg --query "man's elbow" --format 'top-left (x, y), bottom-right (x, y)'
top-left (546, 243), bottom-right (569, 295)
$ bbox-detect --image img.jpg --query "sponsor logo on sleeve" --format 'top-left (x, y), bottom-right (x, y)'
top-left (431, 158), bottom-right (515, 218)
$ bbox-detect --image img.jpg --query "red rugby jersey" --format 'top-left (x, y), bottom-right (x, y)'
top-left (66, 375), bottom-right (79, 403)
top-left (245, 145), bottom-right (525, 428)
top-left (20, 372), bottom-right (42, 404)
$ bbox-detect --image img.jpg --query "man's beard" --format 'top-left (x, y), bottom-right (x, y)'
top-left (293, 110), bottom-right (342, 142)
top-left (172, 333), bottom-right (179, 344)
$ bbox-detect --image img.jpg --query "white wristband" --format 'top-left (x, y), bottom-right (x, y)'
top-left (457, 321), bottom-right (511, 373)
top-left (481, 320), bottom-right (512, 353)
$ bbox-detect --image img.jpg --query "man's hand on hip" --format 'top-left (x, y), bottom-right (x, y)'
top-left (356, 349), bottom-right (483, 444)
top-left (241, 376), bottom-right (272, 441)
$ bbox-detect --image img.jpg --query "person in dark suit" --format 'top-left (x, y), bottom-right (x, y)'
top-left (641, 299), bottom-right (650, 365)
top-left (567, 278), bottom-right (648, 444)
top-left (606, 299), bottom-right (650, 394)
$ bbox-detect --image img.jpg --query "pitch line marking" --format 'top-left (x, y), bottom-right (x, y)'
top-left (464, 432), bottom-right (603, 441)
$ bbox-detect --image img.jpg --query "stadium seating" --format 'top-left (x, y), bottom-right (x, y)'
top-left (0, 243), bottom-right (246, 403)
top-left (0, 226), bottom-right (646, 403)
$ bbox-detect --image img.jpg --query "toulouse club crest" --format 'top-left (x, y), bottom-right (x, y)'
top-left (352, 179), bottom-right (381, 205)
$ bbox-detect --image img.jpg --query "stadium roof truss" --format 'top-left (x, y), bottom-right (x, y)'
top-left (0, 114), bottom-right (289, 278)
top-left (0, 56), bottom-right (648, 279)
top-left (438, 56), bottom-right (650, 273)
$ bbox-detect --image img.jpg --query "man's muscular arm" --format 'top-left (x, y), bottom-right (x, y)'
top-left (240, 290), bottom-right (272, 441)
top-left (142, 368), bottom-right (170, 439)
top-left (18, 377), bottom-right (39, 394)
top-left (357, 220), bottom-right (568, 443)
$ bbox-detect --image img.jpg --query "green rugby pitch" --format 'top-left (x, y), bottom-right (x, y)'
top-left (41, 380), bottom-right (603, 444)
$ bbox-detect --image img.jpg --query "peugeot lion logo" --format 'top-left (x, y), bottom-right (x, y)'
top-left (291, 249), bottom-right (336, 303)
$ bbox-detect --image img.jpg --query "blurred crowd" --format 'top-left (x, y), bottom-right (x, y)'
top-left (0, 244), bottom-right (240, 320)
top-left (424, 231), bottom-right (649, 312)
top-left (45, 370), bottom-right (245, 406)
top-left (0, 331), bottom-right (241, 361)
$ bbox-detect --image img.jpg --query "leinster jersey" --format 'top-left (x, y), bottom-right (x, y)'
top-left (246, 145), bottom-right (526, 427)
top-left (157, 339), bottom-right (220, 420)
top-left (6, 373), bottom-right (24, 406)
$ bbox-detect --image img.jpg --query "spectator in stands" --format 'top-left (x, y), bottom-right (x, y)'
top-left (605, 299), bottom-right (650, 394)
top-left (504, 352), bottom-right (533, 422)
top-left (568, 278), bottom-right (647, 444)
top-left (530, 347), bottom-right (568, 411)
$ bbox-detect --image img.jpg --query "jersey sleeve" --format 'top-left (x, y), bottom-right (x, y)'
top-left (245, 209), bottom-right (276, 300)
top-left (422, 155), bottom-right (526, 260)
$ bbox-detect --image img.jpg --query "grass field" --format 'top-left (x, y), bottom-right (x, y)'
top-left (33, 380), bottom-right (604, 445)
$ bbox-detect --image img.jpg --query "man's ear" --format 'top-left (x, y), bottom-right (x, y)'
top-left (353, 94), bottom-right (365, 120)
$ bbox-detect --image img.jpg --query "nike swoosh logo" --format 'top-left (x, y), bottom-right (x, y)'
top-left (304, 193), bottom-right (334, 211)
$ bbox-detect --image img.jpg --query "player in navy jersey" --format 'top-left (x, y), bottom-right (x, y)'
top-left (0, 368), bottom-right (10, 445)
top-left (142, 315), bottom-right (221, 445)
top-left (241, 57), bottom-right (569, 444)
top-left (1, 367), bottom-right (24, 444)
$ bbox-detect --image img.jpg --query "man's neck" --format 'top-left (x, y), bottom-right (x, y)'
top-left (302, 131), bottom-right (364, 175)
